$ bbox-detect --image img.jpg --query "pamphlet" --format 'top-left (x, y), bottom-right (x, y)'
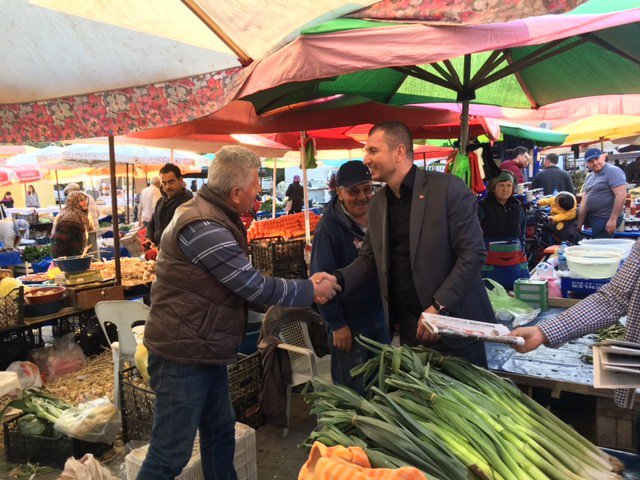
top-left (593, 340), bottom-right (640, 388)
top-left (420, 313), bottom-right (524, 347)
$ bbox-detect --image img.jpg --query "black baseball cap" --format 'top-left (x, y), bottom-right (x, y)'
top-left (337, 161), bottom-right (372, 188)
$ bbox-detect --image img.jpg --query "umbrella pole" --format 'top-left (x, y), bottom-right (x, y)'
top-left (272, 161), bottom-right (277, 219)
top-left (423, 153), bottom-right (427, 169)
top-left (300, 132), bottom-right (311, 246)
top-left (600, 136), bottom-right (604, 151)
top-left (108, 135), bottom-right (122, 285)
top-left (54, 170), bottom-right (62, 208)
top-left (459, 54), bottom-right (472, 154)
top-left (126, 163), bottom-right (130, 224)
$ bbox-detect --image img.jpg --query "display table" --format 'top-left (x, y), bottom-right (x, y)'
top-left (582, 228), bottom-right (640, 239)
top-left (487, 305), bottom-right (638, 452)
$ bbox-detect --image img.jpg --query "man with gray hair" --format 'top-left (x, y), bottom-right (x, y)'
top-left (139, 145), bottom-right (340, 480)
top-left (530, 153), bottom-right (575, 195)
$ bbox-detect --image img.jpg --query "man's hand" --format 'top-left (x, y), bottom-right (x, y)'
top-left (332, 325), bottom-right (352, 351)
top-left (509, 326), bottom-right (546, 353)
top-left (416, 306), bottom-right (441, 343)
top-left (605, 218), bottom-right (618, 235)
top-left (310, 272), bottom-right (341, 304)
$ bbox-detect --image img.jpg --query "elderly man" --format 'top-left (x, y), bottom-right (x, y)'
top-left (138, 177), bottom-right (162, 227)
top-left (335, 122), bottom-right (494, 366)
top-left (577, 148), bottom-right (627, 238)
top-left (146, 163), bottom-right (193, 248)
top-left (500, 146), bottom-right (530, 184)
top-left (310, 161), bottom-right (387, 395)
top-left (531, 153), bottom-right (575, 195)
top-left (139, 146), bottom-right (339, 480)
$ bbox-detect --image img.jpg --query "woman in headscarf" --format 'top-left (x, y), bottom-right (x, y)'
top-left (477, 170), bottom-right (528, 289)
top-left (51, 191), bottom-right (91, 258)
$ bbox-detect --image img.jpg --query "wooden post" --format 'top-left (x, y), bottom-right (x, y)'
top-left (108, 136), bottom-right (122, 285)
top-left (300, 132), bottom-right (311, 246)
top-left (125, 163), bottom-right (130, 224)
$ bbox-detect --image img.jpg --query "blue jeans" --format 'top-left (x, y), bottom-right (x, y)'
top-left (588, 215), bottom-right (622, 239)
top-left (329, 312), bottom-right (390, 396)
top-left (136, 355), bottom-right (237, 480)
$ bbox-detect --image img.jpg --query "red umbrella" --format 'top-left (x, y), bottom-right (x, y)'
top-left (0, 166), bottom-right (43, 186)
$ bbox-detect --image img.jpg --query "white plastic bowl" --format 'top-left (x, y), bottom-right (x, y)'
top-left (578, 238), bottom-right (636, 258)
top-left (565, 246), bottom-right (625, 279)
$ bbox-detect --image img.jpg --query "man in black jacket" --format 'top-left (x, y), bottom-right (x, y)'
top-left (146, 163), bottom-right (193, 248)
top-left (531, 153), bottom-right (575, 195)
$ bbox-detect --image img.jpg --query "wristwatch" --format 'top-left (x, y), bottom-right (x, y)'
top-left (431, 298), bottom-right (451, 316)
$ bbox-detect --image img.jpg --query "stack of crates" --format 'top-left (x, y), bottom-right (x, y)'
top-left (250, 237), bottom-right (306, 278)
top-left (514, 279), bottom-right (549, 311)
top-left (124, 423), bottom-right (257, 480)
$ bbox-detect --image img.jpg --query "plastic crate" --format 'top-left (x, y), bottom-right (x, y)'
top-left (52, 310), bottom-right (109, 357)
top-left (250, 237), bottom-right (306, 278)
top-left (120, 353), bottom-right (265, 442)
top-left (0, 287), bottom-right (24, 331)
top-left (0, 327), bottom-right (44, 370)
top-left (3, 414), bottom-right (111, 469)
top-left (124, 423), bottom-right (257, 480)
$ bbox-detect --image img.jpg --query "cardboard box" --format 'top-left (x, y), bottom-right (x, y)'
top-left (547, 297), bottom-right (581, 308)
top-left (67, 284), bottom-right (124, 310)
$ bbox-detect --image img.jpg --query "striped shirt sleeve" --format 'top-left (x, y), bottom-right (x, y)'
top-left (177, 220), bottom-right (314, 306)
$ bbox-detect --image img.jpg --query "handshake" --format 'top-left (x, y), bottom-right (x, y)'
top-left (310, 272), bottom-right (341, 304)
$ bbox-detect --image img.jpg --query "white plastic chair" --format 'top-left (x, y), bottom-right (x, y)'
top-left (95, 300), bottom-right (150, 406)
top-left (277, 319), bottom-right (331, 436)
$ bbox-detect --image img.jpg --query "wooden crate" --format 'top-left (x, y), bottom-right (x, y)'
top-left (596, 396), bottom-right (637, 451)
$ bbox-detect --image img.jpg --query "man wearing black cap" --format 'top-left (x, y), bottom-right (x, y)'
top-left (310, 160), bottom-right (388, 394)
top-left (500, 146), bottom-right (530, 184)
top-left (577, 148), bottom-right (627, 238)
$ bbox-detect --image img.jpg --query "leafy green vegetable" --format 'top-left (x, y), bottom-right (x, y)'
top-left (17, 413), bottom-right (52, 437)
top-left (21, 245), bottom-right (52, 264)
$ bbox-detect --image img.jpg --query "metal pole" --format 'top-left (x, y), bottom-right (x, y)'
top-left (272, 161), bottom-right (277, 219)
top-left (54, 170), bottom-right (62, 208)
top-left (459, 54), bottom-right (472, 153)
top-left (108, 136), bottom-right (122, 285)
top-left (300, 132), bottom-right (311, 245)
top-left (126, 163), bottom-right (130, 224)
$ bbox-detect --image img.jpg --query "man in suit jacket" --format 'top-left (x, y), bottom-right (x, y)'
top-left (335, 122), bottom-right (495, 366)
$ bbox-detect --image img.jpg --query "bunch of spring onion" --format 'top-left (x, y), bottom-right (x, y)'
top-left (303, 337), bottom-right (624, 480)
top-left (2, 388), bottom-right (72, 424)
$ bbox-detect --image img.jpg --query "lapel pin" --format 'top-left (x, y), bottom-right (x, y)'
top-left (419, 194), bottom-right (425, 200)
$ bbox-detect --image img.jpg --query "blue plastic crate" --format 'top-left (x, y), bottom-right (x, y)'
top-left (560, 276), bottom-right (610, 299)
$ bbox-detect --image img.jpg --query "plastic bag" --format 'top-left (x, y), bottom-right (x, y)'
top-left (6, 361), bottom-right (42, 388)
top-left (59, 453), bottom-right (116, 480)
top-left (30, 333), bottom-right (86, 382)
top-left (54, 397), bottom-right (121, 444)
top-left (484, 278), bottom-right (539, 327)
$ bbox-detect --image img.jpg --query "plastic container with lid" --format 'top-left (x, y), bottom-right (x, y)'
top-left (578, 238), bottom-right (636, 258)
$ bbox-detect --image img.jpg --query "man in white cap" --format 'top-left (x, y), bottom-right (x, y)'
top-left (577, 148), bottom-right (626, 238)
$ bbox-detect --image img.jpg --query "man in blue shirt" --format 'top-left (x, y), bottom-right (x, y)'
top-left (577, 148), bottom-right (627, 238)
top-left (311, 161), bottom-right (388, 394)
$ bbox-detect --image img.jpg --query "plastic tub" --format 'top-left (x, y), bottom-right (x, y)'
top-left (565, 246), bottom-right (625, 279)
top-left (54, 255), bottom-right (92, 273)
top-left (578, 238), bottom-right (636, 258)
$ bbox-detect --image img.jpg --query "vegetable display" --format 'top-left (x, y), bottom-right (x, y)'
top-left (21, 245), bottom-right (52, 264)
top-left (304, 338), bottom-right (624, 480)
top-left (247, 211), bottom-right (321, 241)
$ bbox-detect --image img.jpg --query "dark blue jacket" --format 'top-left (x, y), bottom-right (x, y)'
top-left (310, 197), bottom-right (383, 331)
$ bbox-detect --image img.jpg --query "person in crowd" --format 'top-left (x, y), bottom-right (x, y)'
top-left (190, 179), bottom-right (198, 192)
top-left (138, 177), bottom-right (162, 227)
top-left (478, 171), bottom-right (526, 248)
top-left (64, 183), bottom-right (100, 258)
top-left (146, 164), bottom-right (193, 248)
top-left (285, 174), bottom-right (304, 214)
top-left (25, 185), bottom-right (40, 208)
top-left (138, 145), bottom-right (340, 480)
top-left (530, 153), bottom-right (575, 195)
top-left (577, 148), bottom-right (627, 238)
top-left (510, 240), bottom-right (640, 408)
top-left (51, 191), bottom-right (91, 258)
top-left (1, 192), bottom-right (14, 209)
top-left (327, 172), bottom-right (338, 201)
top-left (477, 170), bottom-right (528, 290)
top-left (499, 146), bottom-right (530, 184)
top-left (311, 160), bottom-right (388, 395)
top-left (334, 122), bottom-right (494, 366)
top-left (0, 218), bottom-right (20, 249)
top-left (626, 156), bottom-right (640, 184)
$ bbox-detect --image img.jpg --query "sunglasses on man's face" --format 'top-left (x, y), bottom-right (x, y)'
top-left (344, 185), bottom-right (373, 196)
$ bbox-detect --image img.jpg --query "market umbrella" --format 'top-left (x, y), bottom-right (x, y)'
top-left (554, 115), bottom-right (640, 146)
top-left (235, 3), bottom-right (640, 150)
